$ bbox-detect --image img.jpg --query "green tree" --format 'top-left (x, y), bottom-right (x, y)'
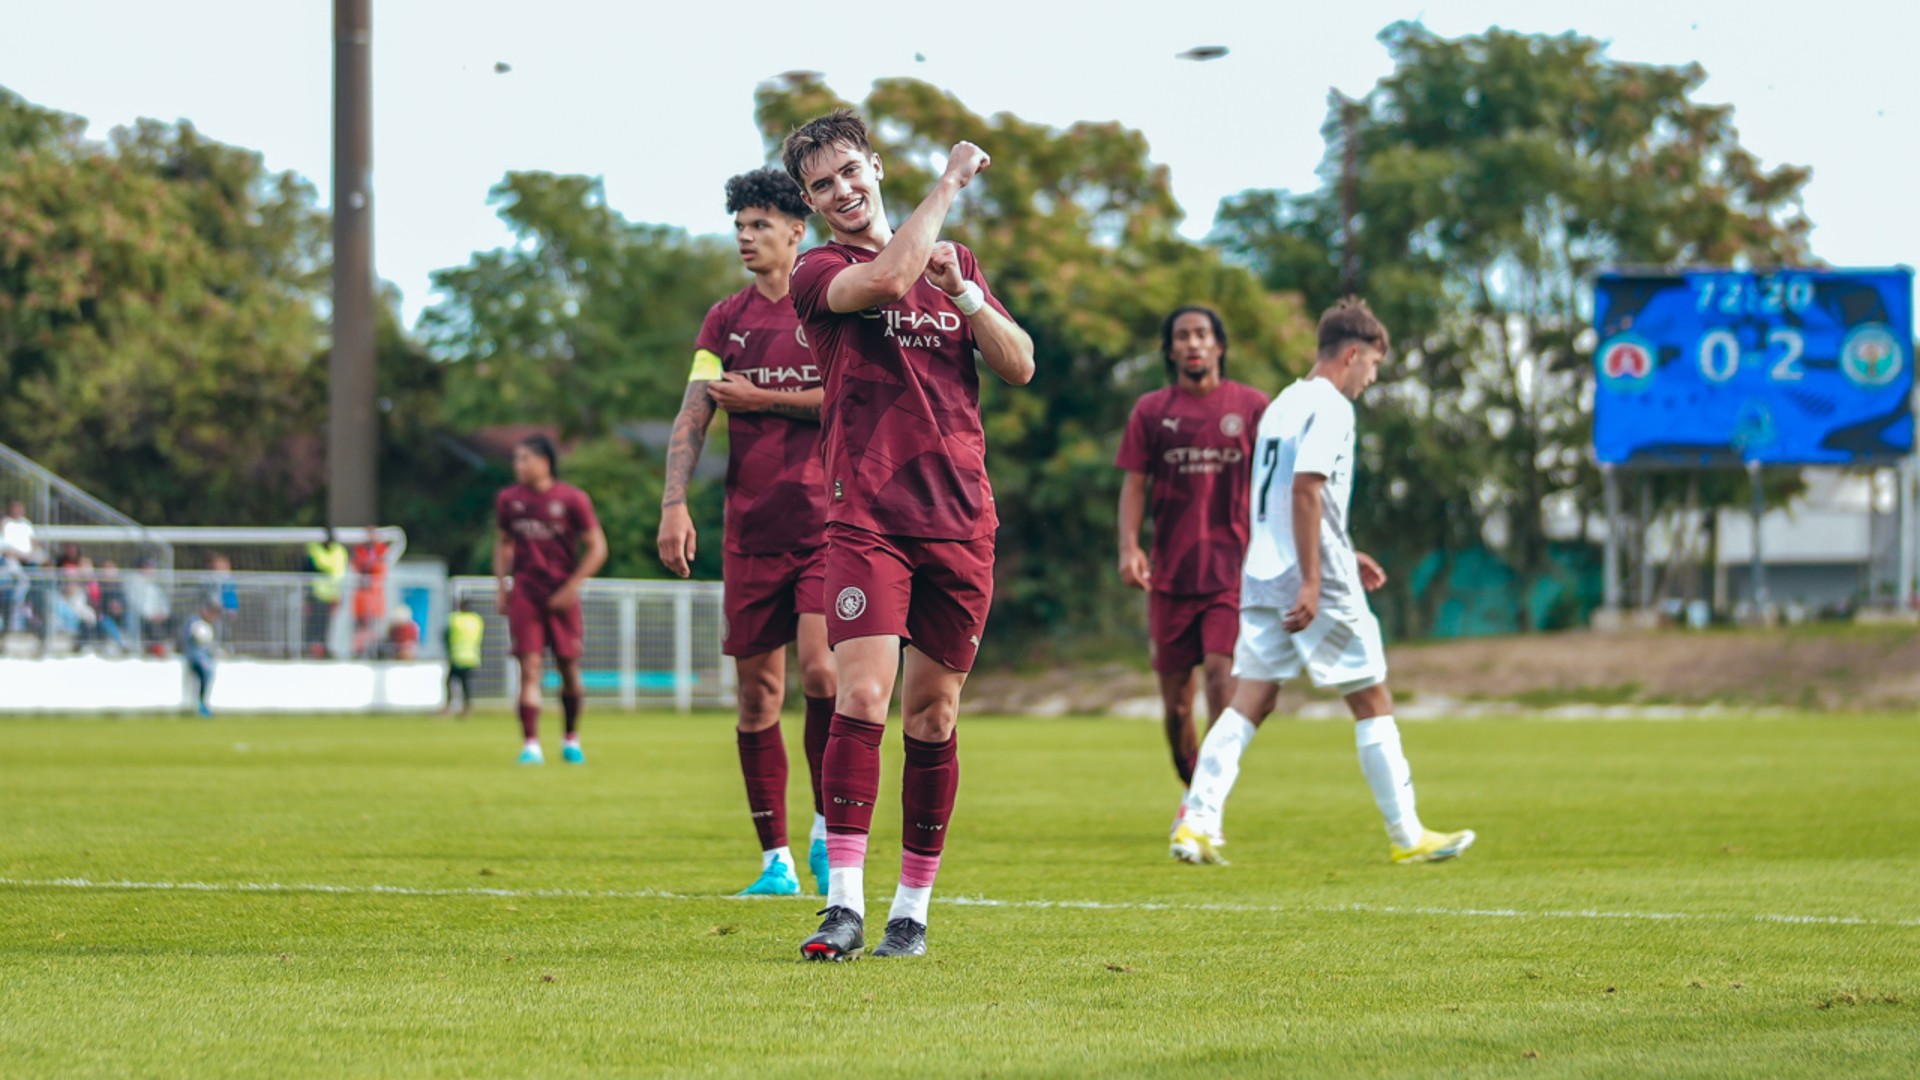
top-left (0, 88), bottom-right (332, 525)
top-left (756, 75), bottom-right (1315, 643)
top-left (422, 172), bottom-right (741, 438)
top-left (1213, 24), bottom-right (1812, 633)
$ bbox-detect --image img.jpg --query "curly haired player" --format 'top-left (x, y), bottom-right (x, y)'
top-left (659, 166), bottom-right (838, 898)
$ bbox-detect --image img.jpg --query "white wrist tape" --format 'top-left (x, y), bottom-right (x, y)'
top-left (950, 281), bottom-right (985, 317)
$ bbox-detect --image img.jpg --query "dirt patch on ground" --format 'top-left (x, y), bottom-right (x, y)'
top-left (965, 626), bottom-right (1920, 716)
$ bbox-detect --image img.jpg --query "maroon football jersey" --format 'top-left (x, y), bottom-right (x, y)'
top-left (1115, 380), bottom-right (1270, 595)
top-left (695, 286), bottom-right (828, 555)
top-left (495, 481), bottom-right (600, 595)
top-left (790, 241), bottom-right (1011, 541)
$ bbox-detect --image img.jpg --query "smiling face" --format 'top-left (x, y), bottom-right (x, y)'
top-left (734, 206), bottom-right (805, 275)
top-left (796, 143), bottom-right (885, 240)
top-left (1170, 311), bottom-right (1224, 382)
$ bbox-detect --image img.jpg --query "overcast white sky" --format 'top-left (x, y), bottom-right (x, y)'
top-left (3, 0), bottom-right (1914, 326)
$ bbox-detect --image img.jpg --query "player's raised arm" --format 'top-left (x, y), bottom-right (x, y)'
top-left (659, 377), bottom-right (718, 578)
top-left (925, 242), bottom-right (1033, 385)
top-left (821, 144), bottom-right (986, 312)
top-left (1284, 473), bottom-right (1326, 632)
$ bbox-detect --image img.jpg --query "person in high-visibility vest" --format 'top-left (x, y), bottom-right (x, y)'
top-left (444, 598), bottom-right (485, 718)
top-left (304, 528), bottom-right (349, 658)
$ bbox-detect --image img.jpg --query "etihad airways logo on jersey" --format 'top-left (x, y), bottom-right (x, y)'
top-left (864, 306), bottom-right (961, 349)
top-left (1163, 445), bottom-right (1245, 475)
top-left (735, 363), bottom-right (820, 386)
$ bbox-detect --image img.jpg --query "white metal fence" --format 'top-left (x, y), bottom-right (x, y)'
top-left (449, 576), bottom-right (734, 711)
top-left (0, 440), bottom-right (171, 569)
top-left (2, 566), bottom-right (450, 661)
top-left (1, 566), bottom-right (732, 713)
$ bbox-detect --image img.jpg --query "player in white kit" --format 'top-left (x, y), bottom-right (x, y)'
top-left (1172, 298), bottom-right (1476, 866)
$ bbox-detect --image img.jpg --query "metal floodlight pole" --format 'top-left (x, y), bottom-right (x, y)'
top-left (328, 0), bottom-right (378, 528)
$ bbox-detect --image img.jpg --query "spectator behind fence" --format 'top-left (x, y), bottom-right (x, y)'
top-left (181, 601), bottom-right (219, 717)
top-left (205, 554), bottom-right (239, 640)
top-left (60, 556), bottom-right (127, 655)
top-left (388, 615), bottom-right (420, 660)
top-left (304, 527), bottom-right (349, 658)
top-left (96, 560), bottom-right (131, 653)
top-left (444, 598), bottom-right (484, 719)
top-left (351, 526), bottom-right (390, 658)
top-left (125, 557), bottom-right (172, 655)
top-left (2, 499), bottom-right (45, 633)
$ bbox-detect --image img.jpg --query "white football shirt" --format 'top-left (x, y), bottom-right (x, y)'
top-left (1241, 377), bottom-right (1362, 613)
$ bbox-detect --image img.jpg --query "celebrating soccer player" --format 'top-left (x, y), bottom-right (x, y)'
top-left (1116, 306), bottom-right (1268, 846)
top-left (494, 435), bottom-right (607, 766)
top-left (1172, 298), bottom-right (1475, 866)
top-left (781, 110), bottom-right (1034, 960)
top-left (657, 166), bottom-right (838, 898)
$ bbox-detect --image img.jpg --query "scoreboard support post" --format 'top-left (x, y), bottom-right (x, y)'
top-left (1602, 465), bottom-right (1622, 615)
top-left (1747, 461), bottom-right (1768, 615)
top-left (1900, 455), bottom-right (1917, 612)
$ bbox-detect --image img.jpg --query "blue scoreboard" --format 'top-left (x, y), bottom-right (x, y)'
top-left (1592, 269), bottom-right (1913, 466)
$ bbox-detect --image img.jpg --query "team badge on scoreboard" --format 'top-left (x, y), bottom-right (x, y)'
top-left (1596, 334), bottom-right (1656, 393)
top-left (1839, 323), bottom-right (1904, 389)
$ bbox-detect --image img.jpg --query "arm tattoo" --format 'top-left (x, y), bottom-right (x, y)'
top-left (761, 398), bottom-right (821, 421)
top-left (662, 382), bottom-right (717, 509)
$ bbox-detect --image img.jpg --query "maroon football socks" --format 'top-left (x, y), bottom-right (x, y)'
top-left (803, 695), bottom-right (834, 817)
top-left (736, 725), bottom-right (790, 851)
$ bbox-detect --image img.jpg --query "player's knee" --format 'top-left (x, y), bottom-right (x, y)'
top-left (903, 698), bottom-right (958, 742)
top-left (837, 676), bottom-right (892, 720)
top-left (736, 678), bottom-right (784, 729)
top-left (798, 659), bottom-right (836, 700)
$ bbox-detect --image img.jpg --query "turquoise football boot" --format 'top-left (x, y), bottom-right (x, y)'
top-left (737, 858), bottom-right (801, 897)
top-left (808, 837), bottom-right (830, 897)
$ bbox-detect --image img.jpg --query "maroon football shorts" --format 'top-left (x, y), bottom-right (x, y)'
top-left (722, 545), bottom-right (828, 658)
top-left (1148, 589), bottom-right (1240, 674)
top-left (508, 586), bottom-right (584, 661)
top-left (823, 522), bottom-right (994, 673)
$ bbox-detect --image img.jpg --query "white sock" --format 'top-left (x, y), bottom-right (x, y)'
top-left (827, 867), bottom-right (865, 917)
top-left (1355, 715), bottom-right (1423, 848)
top-left (1182, 708), bottom-right (1258, 835)
top-left (523, 737), bottom-right (540, 748)
top-left (564, 733), bottom-right (580, 745)
top-left (888, 884), bottom-right (932, 924)
top-left (809, 813), bottom-right (828, 843)
top-left (761, 846), bottom-right (794, 871)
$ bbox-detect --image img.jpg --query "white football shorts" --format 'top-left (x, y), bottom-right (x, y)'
top-left (1232, 604), bottom-right (1387, 694)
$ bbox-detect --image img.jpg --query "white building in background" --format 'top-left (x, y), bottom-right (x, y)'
top-left (1636, 468), bottom-right (1913, 616)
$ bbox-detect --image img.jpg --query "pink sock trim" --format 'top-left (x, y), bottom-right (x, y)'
top-left (899, 850), bottom-right (942, 889)
top-left (825, 834), bottom-right (868, 870)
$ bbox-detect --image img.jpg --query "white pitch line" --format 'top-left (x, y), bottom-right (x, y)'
top-left (2, 876), bottom-right (1915, 930)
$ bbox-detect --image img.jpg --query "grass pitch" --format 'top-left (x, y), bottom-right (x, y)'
top-left (2, 708), bottom-right (1915, 1078)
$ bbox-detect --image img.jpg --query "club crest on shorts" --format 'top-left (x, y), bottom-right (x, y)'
top-left (835, 586), bottom-right (867, 620)
top-left (1220, 413), bottom-right (1245, 438)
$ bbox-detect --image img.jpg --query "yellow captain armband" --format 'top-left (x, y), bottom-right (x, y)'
top-left (688, 349), bottom-right (724, 383)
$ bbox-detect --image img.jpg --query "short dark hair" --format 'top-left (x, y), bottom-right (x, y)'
top-left (1160, 305), bottom-right (1229, 381)
top-left (1317, 296), bottom-right (1390, 359)
top-left (726, 166), bottom-right (810, 222)
top-left (519, 433), bottom-right (560, 479)
top-left (781, 109), bottom-right (873, 188)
